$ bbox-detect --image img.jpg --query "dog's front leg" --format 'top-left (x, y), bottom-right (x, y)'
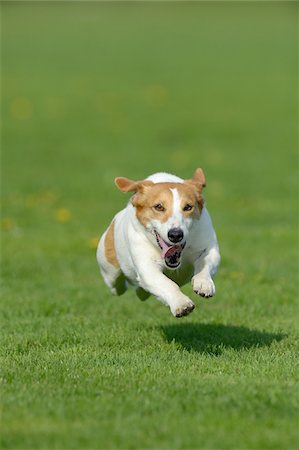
top-left (140, 267), bottom-right (195, 317)
top-left (192, 245), bottom-right (220, 298)
top-left (128, 230), bottom-right (195, 317)
top-left (135, 262), bottom-right (195, 317)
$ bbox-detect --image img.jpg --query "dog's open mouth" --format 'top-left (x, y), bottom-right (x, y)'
top-left (154, 230), bottom-right (185, 269)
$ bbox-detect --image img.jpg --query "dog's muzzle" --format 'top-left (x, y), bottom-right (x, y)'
top-left (154, 230), bottom-right (185, 269)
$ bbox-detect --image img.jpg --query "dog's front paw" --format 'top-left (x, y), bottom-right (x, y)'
top-left (171, 297), bottom-right (195, 318)
top-left (192, 275), bottom-right (215, 298)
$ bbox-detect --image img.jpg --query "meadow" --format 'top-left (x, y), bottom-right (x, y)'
top-left (1, 2), bottom-right (298, 449)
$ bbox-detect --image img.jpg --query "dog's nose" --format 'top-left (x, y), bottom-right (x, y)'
top-left (168, 228), bottom-right (184, 243)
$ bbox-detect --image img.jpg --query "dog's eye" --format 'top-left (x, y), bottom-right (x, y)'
top-left (183, 204), bottom-right (194, 211)
top-left (154, 203), bottom-right (165, 212)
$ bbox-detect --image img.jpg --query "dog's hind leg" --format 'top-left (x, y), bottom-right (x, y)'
top-left (102, 267), bottom-right (126, 296)
top-left (96, 223), bottom-right (127, 296)
top-left (136, 287), bottom-right (151, 301)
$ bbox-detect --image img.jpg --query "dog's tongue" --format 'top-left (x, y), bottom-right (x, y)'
top-left (156, 233), bottom-right (180, 259)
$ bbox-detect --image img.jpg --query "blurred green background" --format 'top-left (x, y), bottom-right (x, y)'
top-left (1, 2), bottom-right (298, 449)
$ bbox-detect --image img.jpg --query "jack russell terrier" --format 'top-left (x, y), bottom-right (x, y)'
top-left (97, 168), bottom-right (220, 317)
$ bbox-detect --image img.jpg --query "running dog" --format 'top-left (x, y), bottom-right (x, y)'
top-left (97, 169), bottom-right (220, 317)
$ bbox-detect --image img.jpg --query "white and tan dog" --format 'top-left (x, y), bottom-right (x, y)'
top-left (97, 169), bottom-right (220, 317)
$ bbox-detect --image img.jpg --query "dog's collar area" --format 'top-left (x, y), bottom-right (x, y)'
top-left (154, 230), bottom-right (185, 269)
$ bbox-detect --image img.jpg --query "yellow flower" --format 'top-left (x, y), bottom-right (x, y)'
top-left (54, 208), bottom-right (71, 223)
top-left (171, 150), bottom-right (190, 168)
top-left (88, 237), bottom-right (99, 249)
top-left (10, 97), bottom-right (33, 120)
top-left (144, 84), bottom-right (168, 107)
top-left (26, 190), bottom-right (58, 208)
top-left (1, 217), bottom-right (15, 231)
top-left (229, 271), bottom-right (245, 281)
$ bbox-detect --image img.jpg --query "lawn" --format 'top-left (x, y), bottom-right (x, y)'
top-left (1, 2), bottom-right (298, 449)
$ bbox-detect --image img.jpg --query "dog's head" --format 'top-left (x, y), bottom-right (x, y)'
top-left (115, 169), bottom-right (206, 269)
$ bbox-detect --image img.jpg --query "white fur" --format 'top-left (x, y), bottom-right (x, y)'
top-left (146, 172), bottom-right (183, 184)
top-left (97, 172), bottom-right (220, 317)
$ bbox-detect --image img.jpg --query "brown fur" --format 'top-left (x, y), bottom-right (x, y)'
top-left (114, 169), bottom-right (206, 227)
top-left (133, 182), bottom-right (204, 227)
top-left (104, 220), bottom-right (120, 268)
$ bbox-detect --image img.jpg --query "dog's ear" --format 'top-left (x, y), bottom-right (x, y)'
top-left (115, 177), bottom-right (153, 193)
top-left (185, 168), bottom-right (206, 215)
top-left (186, 168), bottom-right (206, 190)
top-left (191, 168), bottom-right (206, 188)
top-left (115, 177), bottom-right (139, 192)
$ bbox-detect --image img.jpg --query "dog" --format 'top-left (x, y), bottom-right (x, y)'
top-left (97, 168), bottom-right (220, 317)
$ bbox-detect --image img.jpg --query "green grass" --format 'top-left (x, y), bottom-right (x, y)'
top-left (1, 2), bottom-right (298, 449)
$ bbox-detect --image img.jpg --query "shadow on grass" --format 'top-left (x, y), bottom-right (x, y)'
top-left (160, 323), bottom-right (286, 355)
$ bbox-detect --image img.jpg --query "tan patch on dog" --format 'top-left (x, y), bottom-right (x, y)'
top-left (177, 183), bottom-right (205, 218)
top-left (133, 182), bottom-right (204, 226)
top-left (104, 220), bottom-right (120, 268)
top-left (134, 184), bottom-right (173, 226)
